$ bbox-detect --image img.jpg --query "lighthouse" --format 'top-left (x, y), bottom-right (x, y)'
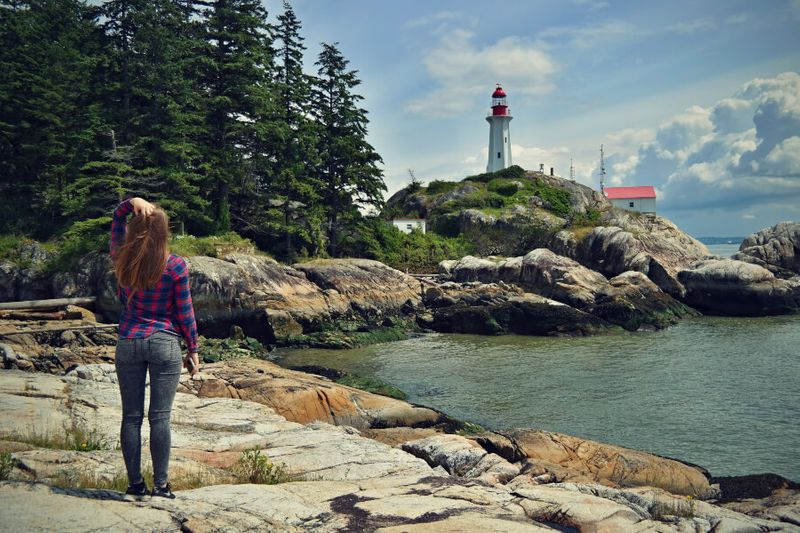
top-left (486, 84), bottom-right (513, 172)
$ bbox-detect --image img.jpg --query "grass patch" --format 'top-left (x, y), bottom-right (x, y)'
top-left (0, 452), bottom-right (15, 480)
top-left (426, 180), bottom-right (460, 195)
top-left (336, 374), bottom-right (407, 400)
top-left (1, 425), bottom-right (113, 452)
top-left (233, 449), bottom-right (294, 484)
top-left (463, 165), bottom-right (526, 184)
top-left (170, 232), bottom-right (262, 258)
top-left (199, 335), bottom-right (270, 364)
top-left (455, 421), bottom-right (487, 437)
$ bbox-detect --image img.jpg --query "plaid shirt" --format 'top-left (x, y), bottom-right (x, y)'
top-left (110, 199), bottom-right (198, 353)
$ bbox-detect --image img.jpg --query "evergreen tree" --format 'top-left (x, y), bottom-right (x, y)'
top-left (0, 0), bottom-right (110, 236)
top-left (311, 42), bottom-right (385, 256)
top-left (198, 0), bottom-right (273, 233)
top-left (269, 0), bottom-right (321, 260)
top-left (99, 0), bottom-right (209, 232)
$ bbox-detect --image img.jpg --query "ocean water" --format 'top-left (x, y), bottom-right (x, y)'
top-left (275, 315), bottom-right (800, 480)
top-left (706, 242), bottom-right (742, 258)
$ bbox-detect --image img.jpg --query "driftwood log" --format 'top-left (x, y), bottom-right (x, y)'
top-left (0, 297), bottom-right (96, 311)
top-left (0, 324), bottom-right (118, 336)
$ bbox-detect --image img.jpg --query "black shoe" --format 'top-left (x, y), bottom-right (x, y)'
top-left (151, 482), bottom-right (175, 499)
top-left (124, 480), bottom-right (150, 501)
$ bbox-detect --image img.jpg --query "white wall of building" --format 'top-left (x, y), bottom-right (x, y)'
top-left (486, 115), bottom-right (512, 172)
top-left (609, 197), bottom-right (656, 214)
top-left (392, 219), bottom-right (426, 234)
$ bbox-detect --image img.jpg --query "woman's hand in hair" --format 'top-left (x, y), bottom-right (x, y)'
top-left (131, 197), bottom-right (156, 217)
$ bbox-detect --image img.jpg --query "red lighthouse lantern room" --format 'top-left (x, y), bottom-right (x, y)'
top-left (491, 84), bottom-right (508, 116)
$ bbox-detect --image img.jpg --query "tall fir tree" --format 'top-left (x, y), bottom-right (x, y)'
top-left (311, 42), bottom-right (385, 256)
top-left (270, 0), bottom-right (321, 260)
top-left (198, 0), bottom-right (273, 233)
top-left (0, 0), bottom-right (110, 236)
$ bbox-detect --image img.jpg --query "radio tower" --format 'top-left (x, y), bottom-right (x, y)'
top-left (599, 144), bottom-right (606, 193)
top-left (569, 156), bottom-right (575, 181)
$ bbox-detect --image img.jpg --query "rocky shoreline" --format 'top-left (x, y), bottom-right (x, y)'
top-left (3, 218), bottom-right (798, 350)
top-left (1, 346), bottom-right (799, 532)
top-left (1, 204), bottom-right (799, 529)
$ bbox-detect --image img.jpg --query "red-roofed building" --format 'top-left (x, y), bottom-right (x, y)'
top-left (603, 186), bottom-right (656, 214)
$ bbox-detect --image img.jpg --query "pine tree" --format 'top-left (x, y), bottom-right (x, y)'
top-left (268, 1), bottom-right (321, 260)
top-left (197, 0), bottom-right (273, 233)
top-left (311, 42), bottom-right (385, 256)
top-left (0, 0), bottom-right (110, 236)
top-left (98, 0), bottom-right (209, 232)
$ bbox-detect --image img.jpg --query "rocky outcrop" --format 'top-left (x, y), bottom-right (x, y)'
top-left (441, 249), bottom-right (696, 331)
top-left (402, 434), bottom-right (521, 485)
top-left (678, 259), bottom-right (800, 316)
top-left (572, 215), bottom-right (710, 298)
top-left (423, 282), bottom-right (614, 336)
top-left (2, 368), bottom-right (796, 533)
top-left (478, 429), bottom-right (712, 497)
top-left (41, 253), bottom-right (423, 346)
top-left (735, 221), bottom-right (800, 277)
top-left (177, 358), bottom-right (444, 430)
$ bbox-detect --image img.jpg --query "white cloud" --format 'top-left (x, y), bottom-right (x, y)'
top-left (406, 30), bottom-right (558, 117)
top-left (404, 11), bottom-right (462, 29)
top-left (606, 72), bottom-right (800, 212)
top-left (538, 20), bottom-right (633, 48)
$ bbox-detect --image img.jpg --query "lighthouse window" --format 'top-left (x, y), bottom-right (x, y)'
top-left (497, 152), bottom-right (501, 158)
top-left (504, 137), bottom-right (507, 143)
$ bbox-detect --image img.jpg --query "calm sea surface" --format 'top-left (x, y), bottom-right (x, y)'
top-left (276, 314), bottom-right (800, 480)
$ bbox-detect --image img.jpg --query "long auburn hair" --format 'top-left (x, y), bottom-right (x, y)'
top-left (114, 206), bottom-right (170, 292)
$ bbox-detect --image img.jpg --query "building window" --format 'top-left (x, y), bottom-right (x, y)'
top-left (406, 224), bottom-right (412, 230)
top-left (497, 152), bottom-right (501, 158)
top-left (629, 201), bottom-right (634, 208)
top-left (504, 137), bottom-right (507, 143)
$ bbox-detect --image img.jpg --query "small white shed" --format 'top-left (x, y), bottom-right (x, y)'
top-left (604, 186), bottom-right (656, 214)
top-left (392, 218), bottom-right (426, 234)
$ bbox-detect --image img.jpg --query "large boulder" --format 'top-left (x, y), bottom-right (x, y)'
top-left (424, 282), bottom-right (614, 336)
top-left (443, 249), bottom-right (695, 331)
top-left (177, 358), bottom-right (443, 430)
top-left (480, 429), bottom-right (712, 497)
top-left (678, 259), bottom-right (800, 316)
top-left (60, 252), bottom-right (422, 344)
top-left (574, 215), bottom-right (710, 298)
top-left (735, 221), bottom-right (800, 277)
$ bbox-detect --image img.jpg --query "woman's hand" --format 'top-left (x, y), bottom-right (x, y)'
top-left (131, 197), bottom-right (156, 217)
top-left (184, 352), bottom-right (200, 376)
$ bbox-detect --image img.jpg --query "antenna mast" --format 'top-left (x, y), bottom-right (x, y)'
top-left (569, 155), bottom-right (575, 181)
top-left (599, 144), bottom-right (606, 193)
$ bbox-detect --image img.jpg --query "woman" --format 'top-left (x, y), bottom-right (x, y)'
top-left (110, 196), bottom-right (200, 500)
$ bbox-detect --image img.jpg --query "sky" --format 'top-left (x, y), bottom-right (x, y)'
top-left (286, 0), bottom-right (800, 237)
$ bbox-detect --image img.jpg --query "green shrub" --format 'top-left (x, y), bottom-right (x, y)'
top-left (233, 449), bottom-right (293, 484)
top-left (570, 207), bottom-right (601, 227)
top-left (455, 421), bottom-right (486, 437)
top-left (170, 232), bottom-right (259, 258)
top-left (463, 164), bottom-right (526, 183)
top-left (338, 218), bottom-right (473, 273)
top-left (426, 180), bottom-right (459, 195)
top-left (0, 235), bottom-right (35, 267)
top-left (0, 452), bottom-right (15, 480)
top-left (42, 217), bottom-right (111, 272)
top-left (531, 179), bottom-right (572, 218)
top-left (487, 179), bottom-right (519, 197)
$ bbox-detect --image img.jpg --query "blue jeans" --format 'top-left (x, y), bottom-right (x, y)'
top-left (115, 330), bottom-right (182, 487)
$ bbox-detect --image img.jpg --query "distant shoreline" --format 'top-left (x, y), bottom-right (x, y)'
top-left (697, 236), bottom-right (745, 245)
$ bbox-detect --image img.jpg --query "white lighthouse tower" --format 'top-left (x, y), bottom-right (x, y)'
top-left (486, 84), bottom-right (513, 172)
